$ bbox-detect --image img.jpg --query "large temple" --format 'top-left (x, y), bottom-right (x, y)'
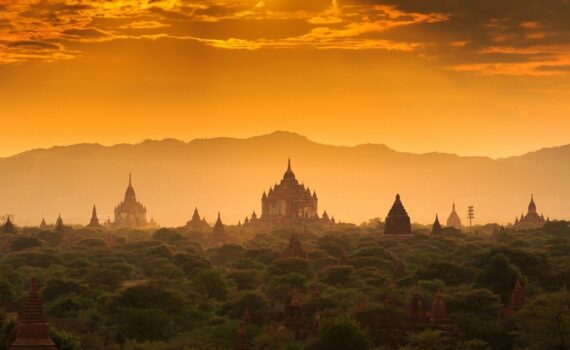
top-left (446, 202), bottom-right (462, 229)
top-left (113, 174), bottom-right (155, 229)
top-left (514, 195), bottom-right (546, 230)
top-left (259, 159), bottom-right (319, 224)
top-left (384, 194), bottom-right (412, 237)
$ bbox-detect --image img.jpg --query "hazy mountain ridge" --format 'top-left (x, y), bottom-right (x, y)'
top-left (0, 131), bottom-right (569, 226)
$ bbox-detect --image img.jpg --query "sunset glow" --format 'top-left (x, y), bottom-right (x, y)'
top-left (1, 0), bottom-right (570, 157)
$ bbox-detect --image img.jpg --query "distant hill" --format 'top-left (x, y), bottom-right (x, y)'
top-left (0, 131), bottom-right (568, 226)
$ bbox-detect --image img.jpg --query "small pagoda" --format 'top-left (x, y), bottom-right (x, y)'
top-left (185, 207), bottom-right (211, 231)
top-left (282, 232), bottom-right (308, 258)
top-left (431, 214), bottom-right (442, 235)
top-left (384, 194), bottom-right (412, 238)
top-left (498, 277), bottom-right (526, 321)
top-left (408, 283), bottom-right (429, 331)
top-left (86, 205), bottom-right (103, 229)
top-left (429, 292), bottom-right (456, 334)
top-left (9, 278), bottom-right (57, 350)
top-left (3, 216), bottom-right (16, 234)
top-left (284, 289), bottom-right (306, 340)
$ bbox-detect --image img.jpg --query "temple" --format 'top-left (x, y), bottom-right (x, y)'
top-left (514, 195), bottom-right (546, 230)
top-left (259, 159), bottom-right (319, 224)
top-left (384, 194), bottom-right (412, 237)
top-left (87, 205), bottom-right (102, 229)
top-left (498, 277), bottom-right (526, 321)
top-left (430, 293), bottom-right (456, 334)
top-left (184, 207), bottom-right (210, 231)
top-left (284, 289), bottom-right (306, 340)
top-left (431, 215), bottom-right (442, 235)
top-left (3, 216), bottom-right (16, 234)
top-left (210, 212), bottom-right (226, 245)
top-left (9, 278), bottom-right (57, 350)
top-left (55, 214), bottom-right (68, 233)
top-left (113, 174), bottom-right (155, 229)
top-left (282, 232), bottom-right (308, 258)
top-left (408, 284), bottom-right (429, 330)
top-left (39, 218), bottom-right (48, 230)
top-left (446, 202), bottom-right (462, 229)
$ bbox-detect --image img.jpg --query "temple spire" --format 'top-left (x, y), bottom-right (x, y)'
top-left (10, 278), bottom-right (57, 349)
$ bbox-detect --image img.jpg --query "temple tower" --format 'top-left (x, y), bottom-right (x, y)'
top-left (3, 216), bottom-right (16, 234)
top-left (446, 202), bottom-right (462, 229)
top-left (384, 194), bottom-right (412, 237)
top-left (430, 292), bottom-right (456, 334)
top-left (408, 283), bottom-right (428, 330)
top-left (9, 278), bottom-right (57, 350)
top-left (282, 232), bottom-right (308, 258)
top-left (87, 205), bottom-right (101, 228)
top-left (432, 215), bottom-right (442, 235)
top-left (185, 207), bottom-right (210, 230)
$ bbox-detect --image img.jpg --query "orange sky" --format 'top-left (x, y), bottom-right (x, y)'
top-left (1, 0), bottom-right (570, 157)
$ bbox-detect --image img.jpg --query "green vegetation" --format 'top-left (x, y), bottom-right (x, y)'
top-left (1, 221), bottom-right (570, 350)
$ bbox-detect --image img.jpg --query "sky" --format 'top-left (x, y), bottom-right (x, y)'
top-left (1, 0), bottom-right (569, 158)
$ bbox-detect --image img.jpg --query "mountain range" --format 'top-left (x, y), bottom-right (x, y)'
top-left (1, 131), bottom-right (569, 226)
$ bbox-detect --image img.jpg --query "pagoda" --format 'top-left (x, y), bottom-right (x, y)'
top-left (284, 289), bottom-right (306, 340)
top-left (514, 195), bottom-right (546, 230)
top-left (3, 216), bottom-right (16, 234)
top-left (185, 207), bottom-right (210, 231)
top-left (210, 212), bottom-right (226, 246)
top-left (9, 278), bottom-right (57, 350)
top-left (55, 214), bottom-right (68, 233)
top-left (39, 218), bottom-right (48, 230)
top-left (233, 319), bottom-right (250, 350)
top-left (408, 283), bottom-right (429, 330)
top-left (498, 277), bottom-right (526, 321)
top-left (384, 194), bottom-right (412, 237)
top-left (429, 292), bottom-right (456, 334)
top-left (87, 205), bottom-right (103, 229)
top-left (113, 174), bottom-right (155, 229)
top-left (431, 215), bottom-right (442, 235)
top-left (446, 202), bottom-right (462, 229)
top-left (259, 159), bottom-right (318, 224)
top-left (282, 232), bottom-right (308, 258)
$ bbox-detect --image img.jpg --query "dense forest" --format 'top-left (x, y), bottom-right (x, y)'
top-left (1, 221), bottom-right (570, 350)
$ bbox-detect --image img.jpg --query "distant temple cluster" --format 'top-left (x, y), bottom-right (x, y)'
top-left (0, 159), bottom-right (555, 238)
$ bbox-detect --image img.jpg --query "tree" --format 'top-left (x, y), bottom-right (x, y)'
top-left (10, 237), bottom-right (41, 251)
top-left (475, 253), bottom-right (521, 303)
top-left (514, 292), bottom-right (570, 350)
top-left (317, 317), bottom-right (372, 350)
top-left (192, 269), bottom-right (227, 301)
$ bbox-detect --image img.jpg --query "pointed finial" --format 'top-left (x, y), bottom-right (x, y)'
top-left (288, 157), bottom-right (291, 171)
top-left (129, 173), bottom-right (132, 186)
top-left (396, 194), bottom-right (400, 200)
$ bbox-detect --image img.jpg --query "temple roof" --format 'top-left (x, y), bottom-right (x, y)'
top-left (387, 194), bottom-right (408, 217)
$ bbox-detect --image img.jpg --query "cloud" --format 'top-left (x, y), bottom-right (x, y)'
top-left (0, 0), bottom-right (567, 76)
